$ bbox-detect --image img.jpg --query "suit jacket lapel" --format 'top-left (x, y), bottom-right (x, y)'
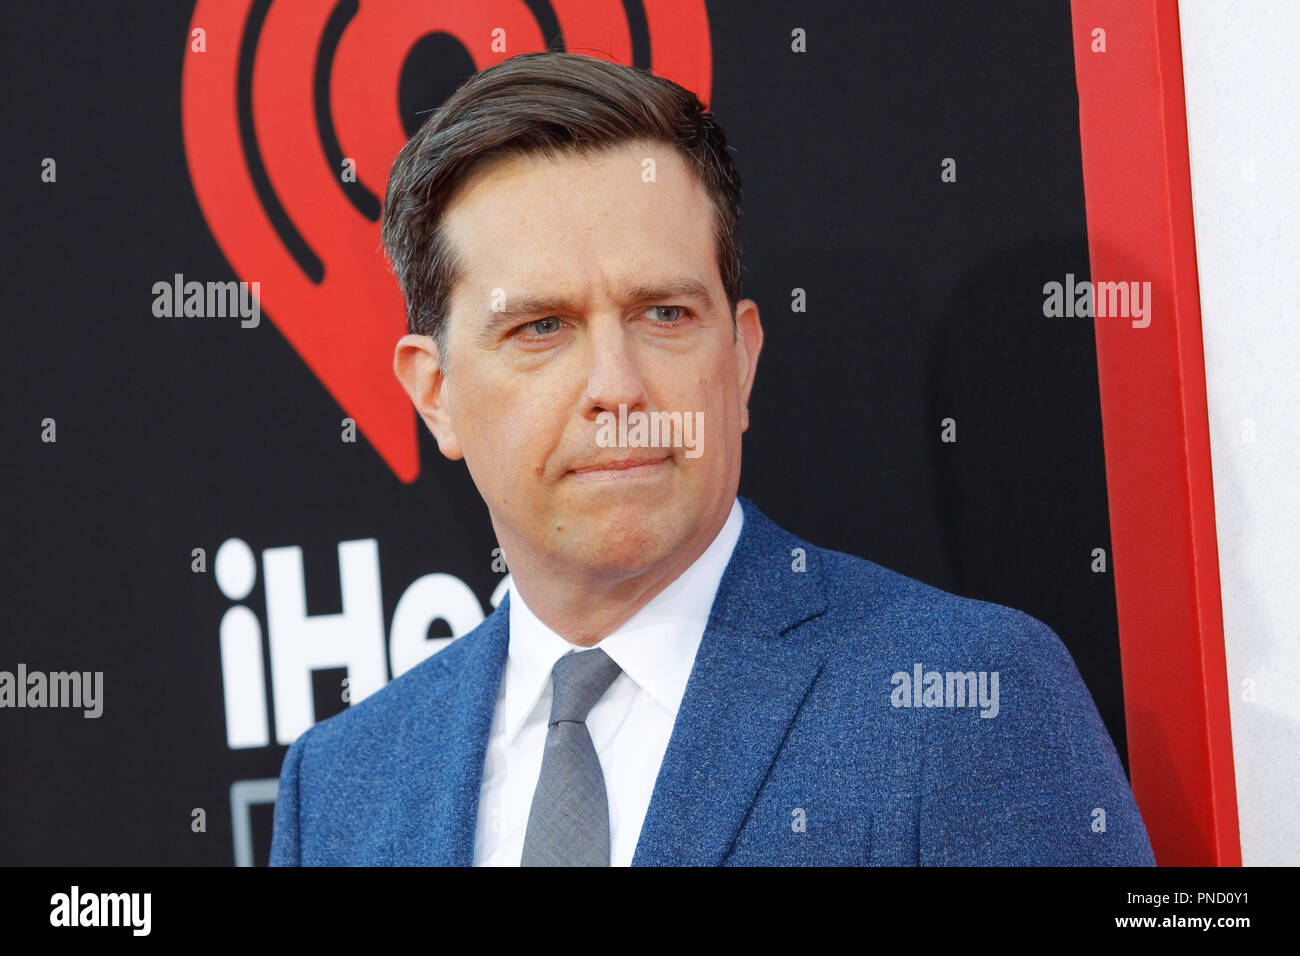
top-left (406, 594), bottom-right (509, 865)
top-left (632, 498), bottom-right (829, 865)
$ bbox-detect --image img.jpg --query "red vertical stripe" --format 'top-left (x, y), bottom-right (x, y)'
top-left (1069, 0), bottom-right (1240, 865)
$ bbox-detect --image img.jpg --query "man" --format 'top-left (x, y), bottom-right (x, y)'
top-left (270, 52), bottom-right (1155, 866)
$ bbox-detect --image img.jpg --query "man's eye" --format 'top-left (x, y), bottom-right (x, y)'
top-left (522, 316), bottom-right (562, 335)
top-left (645, 305), bottom-right (685, 323)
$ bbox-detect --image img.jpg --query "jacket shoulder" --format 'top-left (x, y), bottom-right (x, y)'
top-left (786, 542), bottom-right (1152, 864)
top-left (289, 609), bottom-right (498, 759)
top-left (806, 540), bottom-right (1064, 665)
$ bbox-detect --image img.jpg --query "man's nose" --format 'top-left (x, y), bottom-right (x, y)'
top-left (582, 319), bottom-right (649, 419)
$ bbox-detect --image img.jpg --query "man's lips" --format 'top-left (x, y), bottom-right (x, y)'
top-left (566, 455), bottom-right (672, 481)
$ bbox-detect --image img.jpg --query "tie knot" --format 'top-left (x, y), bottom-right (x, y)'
top-left (548, 648), bottom-right (622, 725)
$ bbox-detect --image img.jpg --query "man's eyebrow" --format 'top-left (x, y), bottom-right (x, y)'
top-left (479, 278), bottom-right (715, 339)
top-left (620, 278), bottom-right (715, 311)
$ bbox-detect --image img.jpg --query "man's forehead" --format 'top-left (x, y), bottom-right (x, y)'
top-left (444, 140), bottom-right (706, 237)
top-left (442, 144), bottom-right (718, 300)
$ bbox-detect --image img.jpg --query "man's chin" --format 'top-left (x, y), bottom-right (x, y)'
top-left (551, 500), bottom-right (683, 577)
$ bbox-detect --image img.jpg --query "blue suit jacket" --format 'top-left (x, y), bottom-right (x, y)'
top-left (270, 496), bottom-right (1154, 866)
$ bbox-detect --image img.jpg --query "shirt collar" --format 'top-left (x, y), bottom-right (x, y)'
top-left (500, 497), bottom-right (744, 743)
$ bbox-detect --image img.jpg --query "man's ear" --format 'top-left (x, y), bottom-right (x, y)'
top-left (733, 299), bottom-right (763, 433)
top-left (393, 333), bottom-right (464, 460)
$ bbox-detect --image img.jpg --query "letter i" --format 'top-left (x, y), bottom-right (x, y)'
top-left (216, 538), bottom-right (271, 748)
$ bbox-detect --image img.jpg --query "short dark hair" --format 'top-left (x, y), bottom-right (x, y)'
top-left (381, 52), bottom-right (743, 366)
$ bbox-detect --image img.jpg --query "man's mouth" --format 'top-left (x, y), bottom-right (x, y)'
top-left (566, 455), bottom-right (672, 482)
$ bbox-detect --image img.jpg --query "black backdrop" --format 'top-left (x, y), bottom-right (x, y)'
top-left (1, 0), bottom-right (1122, 865)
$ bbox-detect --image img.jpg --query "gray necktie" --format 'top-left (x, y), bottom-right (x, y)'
top-left (521, 648), bottom-right (623, 866)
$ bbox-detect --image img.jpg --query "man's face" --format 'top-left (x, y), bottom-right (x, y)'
top-left (398, 138), bottom-right (762, 585)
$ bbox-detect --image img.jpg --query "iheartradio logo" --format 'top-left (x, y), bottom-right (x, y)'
top-left (215, 534), bottom-right (513, 749)
top-left (181, 0), bottom-right (715, 482)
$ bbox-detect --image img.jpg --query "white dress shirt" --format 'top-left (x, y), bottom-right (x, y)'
top-left (472, 497), bottom-right (744, 866)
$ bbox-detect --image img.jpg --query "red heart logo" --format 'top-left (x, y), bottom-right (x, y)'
top-left (182, 0), bottom-right (714, 482)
